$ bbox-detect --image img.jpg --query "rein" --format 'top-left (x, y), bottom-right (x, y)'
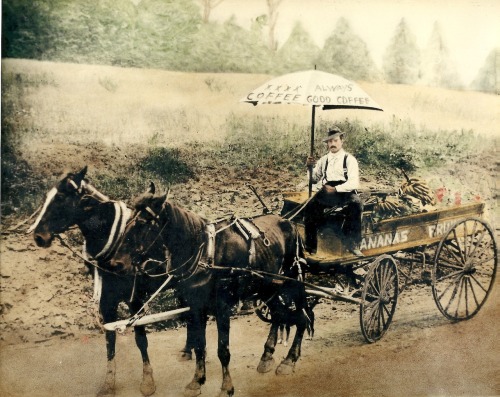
top-left (282, 191), bottom-right (318, 221)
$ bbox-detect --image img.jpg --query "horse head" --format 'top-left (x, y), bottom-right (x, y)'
top-left (110, 182), bottom-right (169, 274)
top-left (31, 166), bottom-right (90, 247)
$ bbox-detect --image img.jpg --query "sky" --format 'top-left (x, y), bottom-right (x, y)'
top-left (210, 0), bottom-right (500, 85)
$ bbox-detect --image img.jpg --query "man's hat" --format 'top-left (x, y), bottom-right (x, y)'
top-left (322, 126), bottom-right (345, 142)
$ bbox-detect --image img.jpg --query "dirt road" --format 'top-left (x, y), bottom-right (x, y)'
top-left (1, 233), bottom-right (499, 397)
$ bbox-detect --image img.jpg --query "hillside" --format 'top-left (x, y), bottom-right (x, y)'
top-left (1, 58), bottom-right (499, 397)
top-left (2, 58), bottom-right (498, 222)
top-left (3, 59), bottom-right (499, 150)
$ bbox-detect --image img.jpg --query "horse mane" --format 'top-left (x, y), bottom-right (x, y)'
top-left (134, 193), bottom-right (207, 262)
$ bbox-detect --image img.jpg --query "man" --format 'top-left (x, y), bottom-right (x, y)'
top-left (304, 126), bottom-right (364, 257)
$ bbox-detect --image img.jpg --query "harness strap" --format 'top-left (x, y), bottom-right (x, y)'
top-left (95, 201), bottom-right (132, 259)
top-left (205, 223), bottom-right (216, 265)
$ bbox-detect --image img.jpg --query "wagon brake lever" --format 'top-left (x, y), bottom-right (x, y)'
top-left (246, 183), bottom-right (272, 214)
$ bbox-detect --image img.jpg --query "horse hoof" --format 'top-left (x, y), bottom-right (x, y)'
top-left (184, 382), bottom-right (202, 397)
top-left (217, 388), bottom-right (235, 397)
top-left (96, 385), bottom-right (115, 397)
top-left (140, 375), bottom-right (156, 396)
top-left (178, 352), bottom-right (193, 361)
top-left (257, 357), bottom-right (275, 373)
top-left (276, 360), bottom-right (295, 376)
top-left (140, 382), bottom-right (156, 397)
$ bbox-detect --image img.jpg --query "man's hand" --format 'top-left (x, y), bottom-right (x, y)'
top-left (322, 184), bottom-right (337, 194)
top-left (306, 156), bottom-right (316, 167)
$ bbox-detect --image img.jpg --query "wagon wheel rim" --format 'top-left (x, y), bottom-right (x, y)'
top-left (253, 298), bottom-right (273, 323)
top-left (360, 255), bottom-right (399, 343)
top-left (432, 217), bottom-right (497, 321)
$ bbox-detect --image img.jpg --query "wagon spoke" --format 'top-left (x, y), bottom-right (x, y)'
top-left (469, 273), bottom-right (489, 294)
top-left (364, 303), bottom-right (379, 333)
top-left (377, 265), bottom-right (384, 292)
top-left (377, 304), bottom-right (383, 333)
top-left (439, 273), bottom-right (462, 307)
top-left (382, 262), bottom-right (393, 290)
top-left (467, 254), bottom-right (496, 268)
top-left (465, 220), bottom-right (478, 258)
top-left (436, 269), bottom-right (463, 283)
top-left (435, 257), bottom-right (463, 270)
top-left (443, 242), bottom-right (464, 265)
top-left (467, 278), bottom-right (481, 309)
top-left (369, 277), bottom-right (380, 295)
top-left (365, 292), bottom-right (380, 301)
top-left (472, 268), bottom-right (495, 278)
top-left (467, 228), bottom-right (487, 260)
top-left (382, 302), bottom-right (392, 318)
top-left (452, 228), bottom-right (467, 264)
top-left (447, 274), bottom-right (465, 315)
top-left (454, 277), bottom-right (466, 318)
top-left (464, 277), bottom-right (469, 317)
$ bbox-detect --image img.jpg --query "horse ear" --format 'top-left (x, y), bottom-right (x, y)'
top-left (148, 182), bottom-right (156, 195)
top-left (74, 166), bottom-right (88, 186)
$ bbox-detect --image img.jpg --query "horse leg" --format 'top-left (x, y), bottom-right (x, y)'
top-left (277, 324), bottom-right (284, 344)
top-left (97, 295), bottom-right (119, 397)
top-left (276, 310), bottom-right (307, 376)
top-left (128, 300), bottom-right (156, 396)
top-left (215, 286), bottom-right (234, 397)
top-left (257, 321), bottom-right (280, 373)
top-left (133, 325), bottom-right (156, 396)
top-left (184, 308), bottom-right (207, 397)
top-left (284, 325), bottom-right (291, 347)
top-left (97, 331), bottom-right (117, 397)
top-left (179, 313), bottom-right (194, 361)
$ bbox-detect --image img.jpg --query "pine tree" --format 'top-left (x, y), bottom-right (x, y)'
top-left (275, 21), bottom-right (319, 74)
top-left (316, 17), bottom-right (380, 81)
top-left (470, 48), bottom-right (499, 94)
top-left (383, 18), bottom-right (420, 84)
top-left (419, 22), bottom-right (463, 89)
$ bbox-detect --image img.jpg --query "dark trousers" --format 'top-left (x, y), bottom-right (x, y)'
top-left (304, 191), bottom-right (363, 252)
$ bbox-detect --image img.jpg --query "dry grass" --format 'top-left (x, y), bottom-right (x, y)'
top-left (3, 58), bottom-right (499, 152)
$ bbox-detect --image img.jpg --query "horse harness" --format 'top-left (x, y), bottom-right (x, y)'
top-left (202, 217), bottom-right (271, 269)
top-left (136, 204), bottom-right (305, 285)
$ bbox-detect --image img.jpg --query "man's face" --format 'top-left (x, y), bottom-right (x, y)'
top-left (326, 135), bottom-right (343, 153)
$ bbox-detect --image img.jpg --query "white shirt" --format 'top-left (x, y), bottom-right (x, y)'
top-left (310, 148), bottom-right (360, 193)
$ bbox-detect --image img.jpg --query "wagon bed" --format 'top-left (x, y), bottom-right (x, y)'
top-left (282, 191), bottom-right (485, 265)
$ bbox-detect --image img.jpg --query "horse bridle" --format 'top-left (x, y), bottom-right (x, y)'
top-left (124, 203), bottom-right (206, 281)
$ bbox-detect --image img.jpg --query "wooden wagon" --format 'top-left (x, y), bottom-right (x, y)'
top-left (255, 192), bottom-right (498, 343)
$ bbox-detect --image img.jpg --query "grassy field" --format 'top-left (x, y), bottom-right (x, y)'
top-left (1, 58), bottom-right (498, 218)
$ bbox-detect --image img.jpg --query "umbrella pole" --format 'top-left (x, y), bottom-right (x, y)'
top-left (308, 105), bottom-right (316, 197)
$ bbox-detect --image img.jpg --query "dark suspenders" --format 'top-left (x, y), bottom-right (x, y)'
top-left (323, 154), bottom-right (349, 183)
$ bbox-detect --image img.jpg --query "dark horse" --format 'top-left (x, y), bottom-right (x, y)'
top-left (31, 167), bottom-right (169, 397)
top-left (110, 183), bottom-right (311, 397)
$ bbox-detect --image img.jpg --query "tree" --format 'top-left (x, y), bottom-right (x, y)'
top-left (2, 0), bottom-right (58, 59)
top-left (383, 18), bottom-right (420, 84)
top-left (316, 17), bottom-right (380, 81)
top-left (276, 21), bottom-right (319, 73)
top-left (199, 0), bottom-right (224, 23)
top-left (419, 22), bottom-right (463, 89)
top-left (188, 16), bottom-right (274, 73)
top-left (470, 48), bottom-right (499, 94)
top-left (266, 0), bottom-right (283, 51)
top-left (136, 0), bottom-right (201, 70)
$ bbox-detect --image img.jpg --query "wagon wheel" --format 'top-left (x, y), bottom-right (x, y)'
top-left (253, 298), bottom-right (272, 323)
top-left (360, 255), bottom-right (399, 343)
top-left (432, 218), bottom-right (497, 321)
